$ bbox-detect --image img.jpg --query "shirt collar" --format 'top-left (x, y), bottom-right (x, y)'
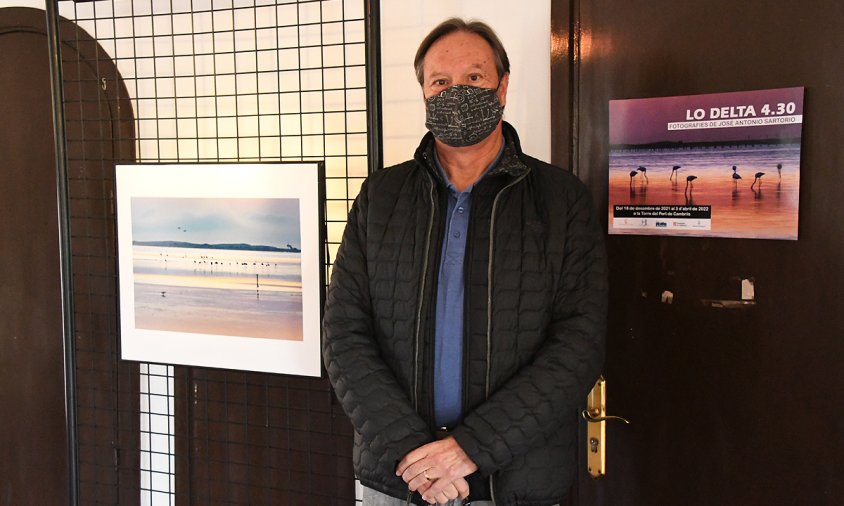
top-left (433, 141), bottom-right (506, 195)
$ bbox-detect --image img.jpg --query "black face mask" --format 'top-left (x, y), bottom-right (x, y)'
top-left (424, 84), bottom-right (504, 147)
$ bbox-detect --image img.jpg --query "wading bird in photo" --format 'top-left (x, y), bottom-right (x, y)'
top-left (637, 166), bottom-right (649, 183)
top-left (732, 166), bottom-right (742, 183)
top-left (777, 163), bottom-right (783, 180)
top-left (629, 170), bottom-right (638, 185)
top-left (751, 172), bottom-right (765, 190)
top-left (670, 165), bottom-right (681, 180)
top-left (685, 175), bottom-right (697, 205)
top-left (685, 175), bottom-right (697, 195)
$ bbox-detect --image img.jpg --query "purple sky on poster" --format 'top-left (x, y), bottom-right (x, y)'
top-left (610, 87), bottom-right (804, 145)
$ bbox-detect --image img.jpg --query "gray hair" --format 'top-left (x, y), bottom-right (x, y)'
top-left (413, 18), bottom-right (510, 86)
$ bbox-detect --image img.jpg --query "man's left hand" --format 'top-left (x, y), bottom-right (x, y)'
top-left (396, 436), bottom-right (479, 500)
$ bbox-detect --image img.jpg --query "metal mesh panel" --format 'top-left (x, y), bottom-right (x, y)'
top-left (57, 7), bottom-right (140, 503)
top-left (56, 1), bottom-right (369, 503)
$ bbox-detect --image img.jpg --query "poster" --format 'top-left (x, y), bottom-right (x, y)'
top-left (608, 87), bottom-right (804, 239)
top-left (116, 163), bottom-right (325, 377)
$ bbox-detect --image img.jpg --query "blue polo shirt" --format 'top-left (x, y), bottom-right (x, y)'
top-left (433, 145), bottom-right (503, 428)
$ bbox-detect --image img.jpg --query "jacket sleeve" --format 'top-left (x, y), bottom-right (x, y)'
top-left (322, 179), bottom-right (433, 470)
top-left (450, 182), bottom-right (608, 475)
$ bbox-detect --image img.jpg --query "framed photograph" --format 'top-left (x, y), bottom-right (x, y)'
top-left (608, 87), bottom-right (803, 240)
top-left (115, 162), bottom-right (325, 376)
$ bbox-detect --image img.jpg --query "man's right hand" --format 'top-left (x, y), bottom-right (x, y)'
top-left (397, 436), bottom-right (478, 503)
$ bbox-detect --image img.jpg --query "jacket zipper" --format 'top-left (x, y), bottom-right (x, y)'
top-left (413, 173), bottom-right (437, 412)
top-left (485, 172), bottom-right (529, 394)
top-left (406, 175), bottom-right (435, 506)
top-left (486, 170), bottom-right (530, 504)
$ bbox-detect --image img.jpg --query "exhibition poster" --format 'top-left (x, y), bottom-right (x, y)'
top-left (608, 87), bottom-right (804, 239)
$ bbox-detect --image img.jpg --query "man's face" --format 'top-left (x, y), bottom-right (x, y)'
top-left (421, 30), bottom-right (508, 106)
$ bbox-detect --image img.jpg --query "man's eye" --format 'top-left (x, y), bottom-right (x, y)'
top-left (469, 75), bottom-right (480, 81)
top-left (434, 79), bottom-right (446, 86)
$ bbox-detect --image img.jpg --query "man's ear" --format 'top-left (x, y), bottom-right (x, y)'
top-left (497, 72), bottom-right (510, 107)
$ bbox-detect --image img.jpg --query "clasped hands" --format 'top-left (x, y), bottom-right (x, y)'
top-left (396, 436), bottom-right (478, 505)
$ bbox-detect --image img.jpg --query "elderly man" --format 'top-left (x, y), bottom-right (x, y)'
top-left (323, 18), bottom-right (607, 506)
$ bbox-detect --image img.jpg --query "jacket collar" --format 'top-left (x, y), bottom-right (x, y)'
top-left (413, 122), bottom-right (531, 184)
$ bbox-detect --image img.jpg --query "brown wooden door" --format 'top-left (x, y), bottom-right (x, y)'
top-left (552, 1), bottom-right (844, 504)
top-left (0, 7), bottom-right (68, 505)
top-left (0, 7), bottom-right (138, 504)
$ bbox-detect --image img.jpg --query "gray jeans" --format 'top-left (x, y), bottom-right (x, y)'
top-left (361, 485), bottom-right (493, 506)
top-left (361, 485), bottom-right (559, 506)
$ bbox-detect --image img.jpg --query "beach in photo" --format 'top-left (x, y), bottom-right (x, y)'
top-left (608, 87), bottom-right (803, 239)
top-left (609, 143), bottom-right (800, 239)
top-left (131, 197), bottom-right (303, 340)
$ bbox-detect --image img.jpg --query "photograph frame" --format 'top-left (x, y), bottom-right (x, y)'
top-left (115, 162), bottom-right (326, 377)
top-left (608, 87), bottom-right (804, 240)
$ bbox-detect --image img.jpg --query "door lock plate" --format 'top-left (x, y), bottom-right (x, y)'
top-left (585, 377), bottom-right (607, 478)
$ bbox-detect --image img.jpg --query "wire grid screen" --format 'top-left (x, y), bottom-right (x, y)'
top-left (57, 0), bottom-right (366, 504)
top-left (57, 4), bottom-right (141, 504)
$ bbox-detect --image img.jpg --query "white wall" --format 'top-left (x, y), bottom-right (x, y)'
top-left (0, 0), bottom-right (43, 8)
top-left (379, 0), bottom-right (551, 166)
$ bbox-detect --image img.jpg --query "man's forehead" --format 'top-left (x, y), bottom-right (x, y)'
top-left (428, 31), bottom-right (493, 57)
top-left (423, 32), bottom-right (496, 74)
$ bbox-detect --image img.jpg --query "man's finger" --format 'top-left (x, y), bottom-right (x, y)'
top-left (421, 477), bottom-right (452, 504)
top-left (415, 478), bottom-right (433, 496)
top-left (454, 478), bottom-right (470, 499)
top-left (406, 470), bottom-right (431, 492)
top-left (396, 444), bottom-right (432, 476)
top-left (401, 460), bottom-right (433, 484)
top-left (428, 490), bottom-right (451, 505)
top-left (441, 482), bottom-right (460, 501)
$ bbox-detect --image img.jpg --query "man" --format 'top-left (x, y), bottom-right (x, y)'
top-left (323, 18), bottom-right (607, 506)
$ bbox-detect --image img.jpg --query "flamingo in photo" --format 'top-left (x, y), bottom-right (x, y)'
top-left (637, 166), bottom-right (649, 183)
top-left (685, 175), bottom-right (697, 204)
top-left (751, 172), bottom-right (765, 190)
top-left (685, 175), bottom-right (697, 199)
top-left (629, 170), bottom-right (638, 186)
top-left (670, 165), bottom-right (681, 180)
top-left (732, 166), bottom-right (742, 185)
top-left (777, 163), bottom-right (783, 180)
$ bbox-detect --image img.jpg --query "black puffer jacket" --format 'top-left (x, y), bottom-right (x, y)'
top-left (323, 123), bottom-right (607, 506)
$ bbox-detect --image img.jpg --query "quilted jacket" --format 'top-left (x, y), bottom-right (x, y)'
top-left (323, 123), bottom-right (607, 506)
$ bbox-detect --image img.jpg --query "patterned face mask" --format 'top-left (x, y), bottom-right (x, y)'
top-left (424, 84), bottom-right (504, 147)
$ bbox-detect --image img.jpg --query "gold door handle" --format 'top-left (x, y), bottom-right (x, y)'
top-left (581, 410), bottom-right (631, 424)
top-left (584, 376), bottom-right (629, 479)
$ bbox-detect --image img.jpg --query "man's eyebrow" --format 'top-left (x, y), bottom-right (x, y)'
top-left (424, 63), bottom-right (490, 83)
top-left (428, 63), bottom-right (486, 75)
